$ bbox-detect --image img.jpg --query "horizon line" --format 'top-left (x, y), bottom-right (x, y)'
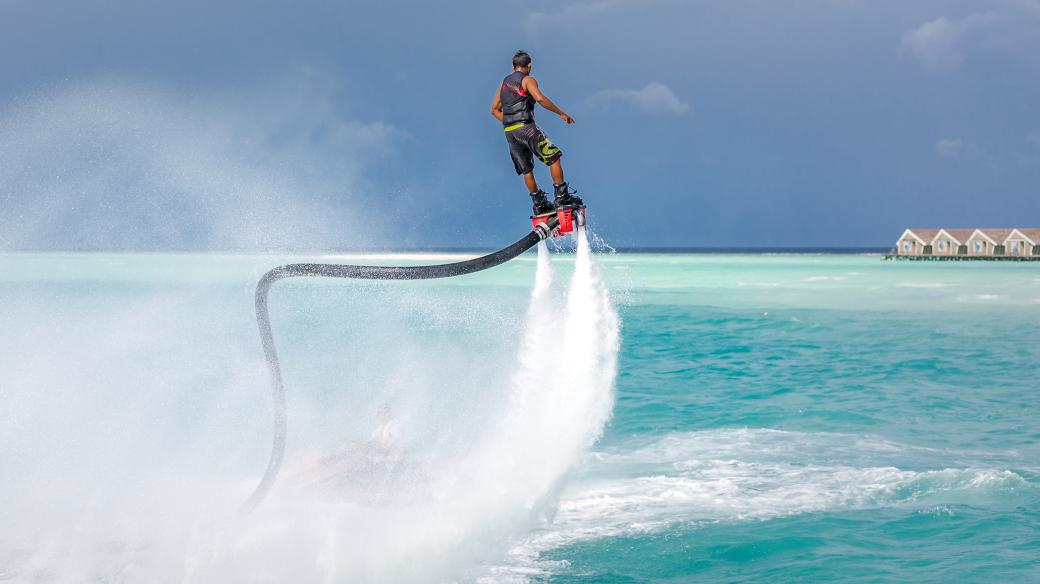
top-left (0, 246), bottom-right (892, 255)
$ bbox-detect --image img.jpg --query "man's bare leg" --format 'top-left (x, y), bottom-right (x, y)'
top-left (549, 160), bottom-right (565, 185)
top-left (523, 172), bottom-right (539, 193)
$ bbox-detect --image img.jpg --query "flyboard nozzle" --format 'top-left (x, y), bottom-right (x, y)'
top-left (534, 222), bottom-right (552, 240)
top-left (574, 207), bottom-right (586, 228)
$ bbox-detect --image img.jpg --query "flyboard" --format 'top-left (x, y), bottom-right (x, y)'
top-left (531, 203), bottom-right (586, 237)
top-left (243, 205), bottom-right (586, 513)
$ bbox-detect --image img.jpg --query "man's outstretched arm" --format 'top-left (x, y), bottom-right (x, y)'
top-left (523, 76), bottom-right (574, 124)
top-left (490, 89), bottom-right (504, 122)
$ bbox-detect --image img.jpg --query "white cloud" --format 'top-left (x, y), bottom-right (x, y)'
top-left (586, 82), bottom-right (691, 116)
top-left (935, 138), bottom-right (979, 159)
top-left (901, 12), bottom-right (1000, 69)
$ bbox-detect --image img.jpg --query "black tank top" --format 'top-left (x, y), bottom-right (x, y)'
top-left (500, 71), bottom-right (535, 126)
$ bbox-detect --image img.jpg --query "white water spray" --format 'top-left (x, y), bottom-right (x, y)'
top-left (0, 232), bottom-right (620, 582)
top-left (492, 231), bottom-right (619, 494)
top-left (180, 233), bottom-right (621, 581)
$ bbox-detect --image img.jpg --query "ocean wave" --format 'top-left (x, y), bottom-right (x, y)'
top-left (485, 429), bottom-right (1031, 580)
top-left (549, 465), bottom-right (1023, 535)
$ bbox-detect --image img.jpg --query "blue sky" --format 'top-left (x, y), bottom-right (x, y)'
top-left (1, 0), bottom-right (1038, 249)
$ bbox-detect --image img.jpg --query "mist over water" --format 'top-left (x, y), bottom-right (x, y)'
top-left (0, 74), bottom-right (408, 251)
top-left (0, 231), bottom-right (621, 582)
top-left (218, 236), bottom-right (619, 582)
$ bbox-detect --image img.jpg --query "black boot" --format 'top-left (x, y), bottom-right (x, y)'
top-left (530, 190), bottom-right (555, 215)
top-left (553, 182), bottom-right (584, 208)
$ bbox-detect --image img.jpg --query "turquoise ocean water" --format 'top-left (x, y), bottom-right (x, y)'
top-left (0, 250), bottom-right (1037, 582)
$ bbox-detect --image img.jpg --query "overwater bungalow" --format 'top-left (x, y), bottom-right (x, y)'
top-left (888, 227), bottom-right (1040, 260)
top-left (895, 229), bottom-right (939, 256)
top-left (1004, 229), bottom-right (1040, 258)
top-left (966, 229), bottom-right (1008, 257)
top-left (932, 229), bottom-right (974, 256)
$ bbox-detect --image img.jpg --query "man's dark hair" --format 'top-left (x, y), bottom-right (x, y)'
top-left (512, 50), bottom-right (531, 69)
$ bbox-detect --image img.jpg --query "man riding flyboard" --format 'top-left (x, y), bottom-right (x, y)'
top-left (491, 50), bottom-right (584, 217)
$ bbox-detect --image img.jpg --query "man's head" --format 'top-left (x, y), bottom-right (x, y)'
top-left (512, 50), bottom-right (532, 72)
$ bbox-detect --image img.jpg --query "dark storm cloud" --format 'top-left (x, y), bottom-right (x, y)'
top-left (1, 0), bottom-right (1038, 248)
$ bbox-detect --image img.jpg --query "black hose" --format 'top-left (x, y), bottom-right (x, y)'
top-left (241, 217), bottom-right (557, 512)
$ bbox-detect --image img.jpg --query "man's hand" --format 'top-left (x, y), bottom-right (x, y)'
top-left (525, 76), bottom-right (573, 125)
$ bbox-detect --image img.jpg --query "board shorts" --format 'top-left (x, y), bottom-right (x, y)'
top-left (503, 122), bottom-right (563, 175)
